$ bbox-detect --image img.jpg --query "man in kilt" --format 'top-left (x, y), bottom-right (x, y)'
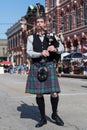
top-left (25, 16), bottom-right (64, 127)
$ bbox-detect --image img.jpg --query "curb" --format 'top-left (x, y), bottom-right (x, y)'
top-left (60, 74), bottom-right (87, 79)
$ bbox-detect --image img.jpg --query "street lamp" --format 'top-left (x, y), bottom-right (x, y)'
top-left (20, 21), bottom-right (34, 27)
top-left (20, 20), bottom-right (36, 35)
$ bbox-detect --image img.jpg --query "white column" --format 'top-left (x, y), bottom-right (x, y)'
top-left (56, 0), bottom-right (60, 6)
top-left (11, 51), bottom-right (14, 64)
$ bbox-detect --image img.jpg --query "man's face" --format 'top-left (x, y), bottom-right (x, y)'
top-left (36, 18), bottom-right (45, 30)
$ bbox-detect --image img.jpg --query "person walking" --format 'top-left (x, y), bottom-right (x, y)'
top-left (25, 16), bottom-right (64, 127)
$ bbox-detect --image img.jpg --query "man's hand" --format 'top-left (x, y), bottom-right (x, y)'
top-left (41, 50), bottom-right (50, 57)
top-left (47, 45), bottom-right (57, 52)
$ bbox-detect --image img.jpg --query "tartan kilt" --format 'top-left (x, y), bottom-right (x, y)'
top-left (25, 62), bottom-right (61, 94)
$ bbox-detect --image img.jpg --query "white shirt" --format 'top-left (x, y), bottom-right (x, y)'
top-left (26, 34), bottom-right (64, 58)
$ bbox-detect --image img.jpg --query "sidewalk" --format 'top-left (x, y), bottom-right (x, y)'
top-left (61, 73), bottom-right (87, 79)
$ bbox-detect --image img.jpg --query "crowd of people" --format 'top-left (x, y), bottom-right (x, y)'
top-left (2, 59), bottom-right (87, 76)
top-left (56, 60), bottom-right (87, 76)
top-left (8, 63), bottom-right (29, 74)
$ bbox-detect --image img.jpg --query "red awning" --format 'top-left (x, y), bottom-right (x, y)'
top-left (0, 61), bottom-right (12, 65)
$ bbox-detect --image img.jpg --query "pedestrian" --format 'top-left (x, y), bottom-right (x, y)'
top-left (18, 64), bottom-right (23, 74)
top-left (23, 63), bottom-right (27, 74)
top-left (57, 61), bottom-right (63, 77)
top-left (25, 15), bottom-right (64, 127)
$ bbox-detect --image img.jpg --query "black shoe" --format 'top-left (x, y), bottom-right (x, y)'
top-left (51, 113), bottom-right (64, 126)
top-left (35, 118), bottom-right (47, 128)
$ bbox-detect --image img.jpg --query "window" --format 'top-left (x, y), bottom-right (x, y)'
top-left (67, 8), bottom-right (71, 30)
top-left (61, 13), bottom-right (65, 32)
top-left (49, 0), bottom-right (53, 9)
top-left (82, 2), bottom-right (87, 25)
top-left (53, 0), bottom-right (56, 7)
top-left (53, 15), bottom-right (57, 33)
top-left (49, 0), bottom-right (57, 8)
top-left (3, 48), bottom-right (5, 55)
top-left (75, 6), bottom-right (78, 28)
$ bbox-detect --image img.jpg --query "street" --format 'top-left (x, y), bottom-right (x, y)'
top-left (0, 73), bottom-right (87, 130)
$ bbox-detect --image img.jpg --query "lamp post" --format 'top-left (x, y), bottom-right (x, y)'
top-left (20, 21), bottom-right (34, 27)
top-left (20, 20), bottom-right (36, 35)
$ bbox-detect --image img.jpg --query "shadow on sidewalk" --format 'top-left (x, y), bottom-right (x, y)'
top-left (17, 101), bottom-right (52, 122)
top-left (81, 85), bottom-right (87, 88)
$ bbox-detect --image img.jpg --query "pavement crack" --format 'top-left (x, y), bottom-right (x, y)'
top-left (67, 123), bottom-right (80, 130)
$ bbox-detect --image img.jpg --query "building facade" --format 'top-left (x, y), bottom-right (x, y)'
top-left (45, 0), bottom-right (87, 53)
top-left (6, 17), bottom-right (27, 65)
top-left (0, 39), bottom-right (7, 62)
top-left (6, 3), bottom-right (45, 66)
top-left (6, 1), bottom-right (87, 65)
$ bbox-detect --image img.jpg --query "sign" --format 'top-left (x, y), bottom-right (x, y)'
top-left (0, 67), bottom-right (4, 74)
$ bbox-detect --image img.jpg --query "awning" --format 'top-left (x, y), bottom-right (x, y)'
top-left (0, 61), bottom-right (12, 66)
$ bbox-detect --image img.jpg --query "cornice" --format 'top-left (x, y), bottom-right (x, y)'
top-left (63, 25), bottom-right (87, 37)
top-left (6, 21), bottom-right (22, 37)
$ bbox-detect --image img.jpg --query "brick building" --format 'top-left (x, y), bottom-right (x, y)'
top-left (6, 1), bottom-right (87, 65)
top-left (45, 0), bottom-right (87, 53)
top-left (6, 17), bottom-right (27, 65)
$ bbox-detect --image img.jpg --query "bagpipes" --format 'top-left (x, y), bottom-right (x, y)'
top-left (45, 32), bottom-right (63, 62)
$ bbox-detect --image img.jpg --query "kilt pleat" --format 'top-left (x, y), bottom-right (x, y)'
top-left (25, 62), bottom-right (61, 94)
